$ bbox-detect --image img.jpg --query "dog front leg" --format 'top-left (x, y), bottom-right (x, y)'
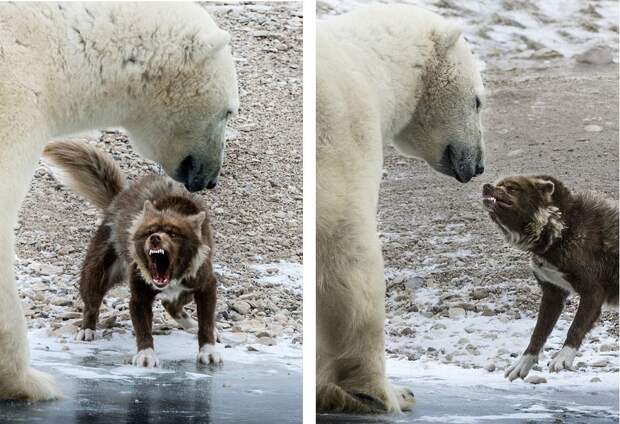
top-left (129, 271), bottom-right (159, 368)
top-left (549, 289), bottom-right (604, 372)
top-left (505, 280), bottom-right (567, 381)
top-left (194, 272), bottom-right (221, 365)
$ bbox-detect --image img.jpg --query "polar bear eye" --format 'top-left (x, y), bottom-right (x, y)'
top-left (475, 95), bottom-right (482, 111)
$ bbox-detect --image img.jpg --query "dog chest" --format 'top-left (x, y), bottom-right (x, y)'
top-left (530, 257), bottom-right (576, 295)
top-left (156, 282), bottom-right (188, 302)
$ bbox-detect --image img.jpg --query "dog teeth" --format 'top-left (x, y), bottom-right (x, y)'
top-left (149, 248), bottom-right (165, 255)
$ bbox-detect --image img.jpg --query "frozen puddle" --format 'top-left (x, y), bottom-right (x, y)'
top-left (0, 329), bottom-right (301, 423)
top-left (319, 367), bottom-right (618, 423)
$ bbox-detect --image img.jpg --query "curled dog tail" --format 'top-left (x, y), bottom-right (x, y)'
top-left (43, 140), bottom-right (126, 210)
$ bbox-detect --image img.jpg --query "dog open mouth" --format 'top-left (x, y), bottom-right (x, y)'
top-left (483, 194), bottom-right (512, 210)
top-left (148, 248), bottom-right (172, 288)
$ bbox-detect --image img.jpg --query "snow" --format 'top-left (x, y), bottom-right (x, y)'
top-left (250, 261), bottom-right (303, 293)
top-left (318, 0), bottom-right (619, 65)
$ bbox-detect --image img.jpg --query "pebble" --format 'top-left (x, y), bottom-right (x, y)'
top-left (592, 359), bottom-right (609, 368)
top-left (448, 307), bottom-right (466, 318)
top-left (590, 377), bottom-right (602, 383)
top-left (471, 288), bottom-right (490, 300)
top-left (231, 301), bottom-right (252, 315)
top-left (584, 124), bottom-right (603, 132)
top-left (525, 375), bottom-right (547, 385)
top-left (485, 363), bottom-right (496, 372)
top-left (575, 44), bottom-right (614, 65)
top-left (599, 344), bottom-right (616, 352)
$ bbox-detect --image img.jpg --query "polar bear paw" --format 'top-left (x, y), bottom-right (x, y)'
top-left (75, 328), bottom-right (96, 342)
top-left (0, 368), bottom-right (64, 401)
top-left (132, 348), bottom-right (160, 368)
top-left (548, 346), bottom-right (576, 372)
top-left (197, 344), bottom-right (223, 366)
top-left (505, 353), bottom-right (537, 381)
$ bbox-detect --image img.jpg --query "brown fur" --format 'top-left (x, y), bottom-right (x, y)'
top-left (44, 141), bottom-right (219, 363)
top-left (483, 175), bottom-right (618, 362)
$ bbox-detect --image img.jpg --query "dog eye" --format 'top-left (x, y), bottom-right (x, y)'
top-left (475, 95), bottom-right (482, 111)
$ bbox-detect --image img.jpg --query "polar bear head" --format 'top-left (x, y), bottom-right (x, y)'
top-left (123, 6), bottom-right (239, 192)
top-left (392, 27), bottom-right (485, 183)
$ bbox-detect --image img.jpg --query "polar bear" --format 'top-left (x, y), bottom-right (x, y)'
top-left (0, 3), bottom-right (238, 400)
top-left (317, 5), bottom-right (485, 413)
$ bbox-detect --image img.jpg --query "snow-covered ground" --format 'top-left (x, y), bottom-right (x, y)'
top-left (318, 0), bottom-right (619, 67)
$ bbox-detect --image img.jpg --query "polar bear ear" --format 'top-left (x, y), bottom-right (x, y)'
top-left (443, 26), bottom-right (463, 50)
top-left (202, 30), bottom-right (231, 57)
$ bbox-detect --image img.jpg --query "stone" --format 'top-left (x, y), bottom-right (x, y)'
top-left (31, 262), bottom-right (63, 276)
top-left (231, 301), bottom-right (252, 315)
top-left (590, 377), bottom-right (602, 383)
top-left (485, 363), bottom-right (496, 372)
top-left (575, 44), bottom-right (614, 65)
top-left (525, 375), bottom-right (547, 385)
top-left (599, 344), bottom-right (616, 352)
top-left (448, 307), bottom-right (466, 318)
top-left (592, 359), bottom-right (609, 368)
top-left (257, 337), bottom-right (276, 346)
top-left (471, 288), bottom-right (489, 300)
top-left (51, 296), bottom-right (73, 307)
top-left (584, 124), bottom-right (603, 132)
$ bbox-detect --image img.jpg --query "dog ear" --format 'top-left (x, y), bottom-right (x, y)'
top-left (536, 180), bottom-right (555, 196)
top-left (143, 200), bottom-right (159, 217)
top-left (188, 211), bottom-right (206, 232)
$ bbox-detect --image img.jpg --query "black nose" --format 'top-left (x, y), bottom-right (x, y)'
top-left (206, 178), bottom-right (217, 190)
top-left (482, 184), bottom-right (494, 195)
top-left (150, 234), bottom-right (161, 245)
top-left (176, 155), bottom-right (212, 192)
top-left (476, 164), bottom-right (485, 175)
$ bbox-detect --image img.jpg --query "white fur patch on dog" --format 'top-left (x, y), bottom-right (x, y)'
top-left (504, 354), bottom-right (537, 381)
top-left (548, 346), bottom-right (576, 372)
top-left (75, 328), bottom-right (96, 342)
top-left (132, 348), bottom-right (160, 368)
top-left (197, 344), bottom-right (223, 365)
top-left (531, 257), bottom-right (576, 295)
top-left (174, 312), bottom-right (197, 331)
top-left (156, 281), bottom-right (185, 302)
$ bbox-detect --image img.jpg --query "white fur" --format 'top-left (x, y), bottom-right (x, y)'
top-left (531, 257), bottom-right (576, 295)
top-left (317, 5), bottom-right (483, 413)
top-left (132, 348), bottom-right (160, 368)
top-left (75, 328), bottom-right (96, 342)
top-left (156, 280), bottom-right (186, 302)
top-left (174, 314), bottom-right (198, 332)
top-left (197, 343), bottom-right (223, 365)
top-left (0, 3), bottom-right (237, 400)
top-left (548, 346), bottom-right (577, 372)
top-left (505, 353), bottom-right (537, 381)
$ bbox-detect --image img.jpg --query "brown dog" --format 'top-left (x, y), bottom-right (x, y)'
top-left (44, 141), bottom-right (221, 367)
top-left (483, 175), bottom-right (618, 380)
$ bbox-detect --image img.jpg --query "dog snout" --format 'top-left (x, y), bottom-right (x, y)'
top-left (150, 234), bottom-right (161, 246)
top-left (206, 176), bottom-right (218, 190)
top-left (482, 183), bottom-right (494, 196)
top-left (475, 163), bottom-right (485, 176)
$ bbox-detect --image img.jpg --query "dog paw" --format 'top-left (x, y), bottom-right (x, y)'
top-left (393, 384), bottom-right (415, 411)
top-left (197, 344), bottom-right (223, 366)
top-left (505, 354), bottom-right (537, 381)
top-left (75, 328), bottom-right (96, 342)
top-left (548, 346), bottom-right (576, 372)
top-left (132, 348), bottom-right (160, 368)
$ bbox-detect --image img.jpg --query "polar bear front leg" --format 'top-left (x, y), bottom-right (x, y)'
top-left (0, 130), bottom-right (63, 400)
top-left (317, 227), bottom-right (414, 413)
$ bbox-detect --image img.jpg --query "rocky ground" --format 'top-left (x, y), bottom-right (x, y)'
top-left (15, 2), bottom-right (303, 356)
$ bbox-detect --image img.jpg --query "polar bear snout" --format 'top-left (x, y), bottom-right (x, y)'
top-left (174, 154), bottom-right (220, 192)
top-left (438, 145), bottom-right (484, 183)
